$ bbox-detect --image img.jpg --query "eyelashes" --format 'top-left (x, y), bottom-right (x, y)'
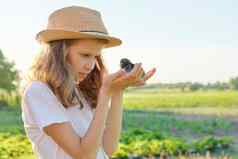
top-left (81, 54), bottom-right (98, 59)
top-left (79, 53), bottom-right (90, 57)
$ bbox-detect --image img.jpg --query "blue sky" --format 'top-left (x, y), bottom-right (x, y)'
top-left (0, 0), bottom-right (237, 84)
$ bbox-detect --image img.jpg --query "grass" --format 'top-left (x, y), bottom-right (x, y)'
top-left (123, 90), bottom-right (238, 109)
top-left (0, 107), bottom-right (25, 134)
top-left (122, 109), bottom-right (234, 137)
top-left (0, 89), bottom-right (238, 158)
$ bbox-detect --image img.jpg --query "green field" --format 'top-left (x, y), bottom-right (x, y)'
top-left (123, 89), bottom-right (238, 109)
top-left (0, 89), bottom-right (238, 158)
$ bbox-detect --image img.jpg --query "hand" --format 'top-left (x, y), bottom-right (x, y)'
top-left (117, 63), bottom-right (156, 88)
top-left (128, 64), bottom-right (156, 87)
top-left (101, 63), bottom-right (156, 94)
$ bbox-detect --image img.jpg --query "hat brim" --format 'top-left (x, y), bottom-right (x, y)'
top-left (36, 29), bottom-right (122, 48)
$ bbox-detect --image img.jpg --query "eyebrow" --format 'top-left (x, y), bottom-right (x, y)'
top-left (78, 51), bottom-right (101, 56)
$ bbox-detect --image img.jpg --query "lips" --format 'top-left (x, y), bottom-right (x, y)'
top-left (80, 73), bottom-right (87, 75)
top-left (79, 73), bottom-right (87, 77)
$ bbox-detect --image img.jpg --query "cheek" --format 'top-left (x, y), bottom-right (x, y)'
top-left (67, 54), bottom-right (82, 70)
top-left (74, 57), bottom-right (85, 70)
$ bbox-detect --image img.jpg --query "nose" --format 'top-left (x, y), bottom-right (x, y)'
top-left (84, 61), bottom-right (95, 73)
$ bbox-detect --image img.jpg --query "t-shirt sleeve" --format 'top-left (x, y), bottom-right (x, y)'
top-left (24, 82), bottom-right (69, 131)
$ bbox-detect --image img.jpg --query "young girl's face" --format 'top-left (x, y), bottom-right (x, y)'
top-left (67, 39), bottom-right (105, 83)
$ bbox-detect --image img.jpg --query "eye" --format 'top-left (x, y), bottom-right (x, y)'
top-left (81, 54), bottom-right (90, 57)
top-left (79, 53), bottom-right (98, 58)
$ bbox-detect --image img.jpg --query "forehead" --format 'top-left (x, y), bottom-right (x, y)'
top-left (69, 39), bottom-right (106, 56)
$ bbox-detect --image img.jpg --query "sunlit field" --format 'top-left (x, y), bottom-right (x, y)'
top-left (124, 89), bottom-right (238, 110)
top-left (0, 88), bottom-right (237, 158)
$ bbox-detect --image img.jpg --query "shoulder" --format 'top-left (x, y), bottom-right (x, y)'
top-left (23, 80), bottom-right (52, 98)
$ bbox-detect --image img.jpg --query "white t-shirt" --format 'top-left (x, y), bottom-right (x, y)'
top-left (21, 80), bottom-right (109, 159)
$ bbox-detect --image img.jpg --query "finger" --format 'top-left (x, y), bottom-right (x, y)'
top-left (133, 68), bottom-right (144, 83)
top-left (128, 63), bottom-right (142, 79)
top-left (138, 68), bottom-right (145, 80)
top-left (115, 63), bottom-right (143, 85)
top-left (134, 64), bottom-right (144, 79)
top-left (111, 69), bottom-right (127, 81)
top-left (142, 68), bottom-right (156, 81)
top-left (132, 80), bottom-right (146, 87)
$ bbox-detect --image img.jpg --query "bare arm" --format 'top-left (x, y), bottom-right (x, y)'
top-left (102, 90), bottom-right (124, 157)
top-left (43, 88), bottom-right (111, 159)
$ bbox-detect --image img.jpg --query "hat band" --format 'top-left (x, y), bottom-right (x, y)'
top-left (80, 30), bottom-right (108, 36)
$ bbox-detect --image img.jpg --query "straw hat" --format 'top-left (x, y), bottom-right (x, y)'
top-left (36, 6), bottom-right (122, 48)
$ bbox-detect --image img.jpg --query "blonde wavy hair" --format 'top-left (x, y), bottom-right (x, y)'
top-left (23, 39), bottom-right (108, 110)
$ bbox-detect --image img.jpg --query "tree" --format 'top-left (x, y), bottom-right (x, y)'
top-left (0, 49), bottom-right (19, 93)
top-left (189, 82), bottom-right (203, 91)
top-left (229, 76), bottom-right (238, 90)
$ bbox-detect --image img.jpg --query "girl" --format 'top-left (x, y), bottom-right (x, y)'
top-left (21, 6), bottom-right (156, 159)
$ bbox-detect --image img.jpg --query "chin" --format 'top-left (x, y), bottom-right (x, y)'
top-left (75, 77), bottom-right (86, 84)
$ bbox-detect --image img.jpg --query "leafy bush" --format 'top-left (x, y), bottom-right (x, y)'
top-left (112, 129), bottom-right (234, 159)
top-left (0, 133), bottom-right (33, 159)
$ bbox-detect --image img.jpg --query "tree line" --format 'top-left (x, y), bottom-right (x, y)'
top-left (0, 49), bottom-right (237, 93)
